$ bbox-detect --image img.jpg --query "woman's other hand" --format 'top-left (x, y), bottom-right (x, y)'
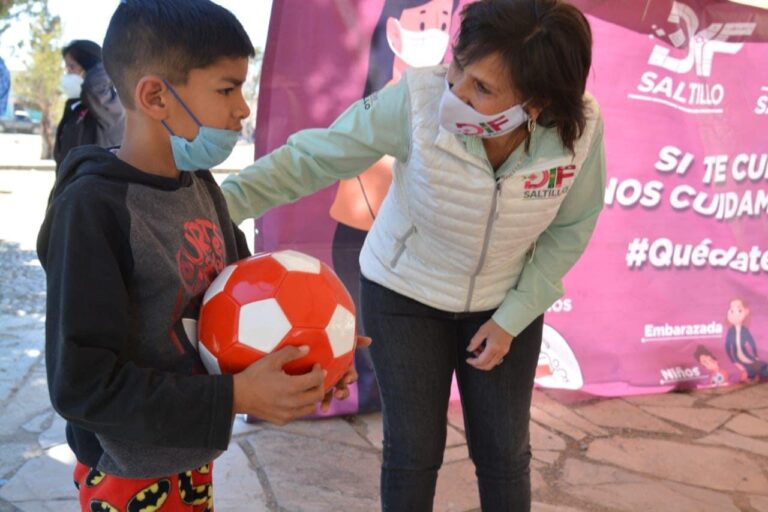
top-left (466, 319), bottom-right (513, 371)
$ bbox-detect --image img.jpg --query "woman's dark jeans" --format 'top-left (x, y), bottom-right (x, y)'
top-left (361, 277), bottom-right (544, 512)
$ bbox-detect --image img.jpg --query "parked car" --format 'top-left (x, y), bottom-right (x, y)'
top-left (0, 110), bottom-right (41, 134)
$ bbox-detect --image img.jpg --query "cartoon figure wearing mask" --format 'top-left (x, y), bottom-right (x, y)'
top-left (330, 0), bottom-right (457, 234)
top-left (724, 298), bottom-right (768, 383)
top-left (329, 0), bottom-right (459, 411)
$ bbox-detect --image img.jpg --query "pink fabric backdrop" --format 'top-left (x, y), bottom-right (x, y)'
top-left (254, 0), bottom-right (768, 408)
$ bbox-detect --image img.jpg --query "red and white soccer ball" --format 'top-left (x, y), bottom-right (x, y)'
top-left (197, 250), bottom-right (356, 391)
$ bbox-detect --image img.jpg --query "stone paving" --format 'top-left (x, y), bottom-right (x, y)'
top-left (1, 167), bottom-right (767, 511)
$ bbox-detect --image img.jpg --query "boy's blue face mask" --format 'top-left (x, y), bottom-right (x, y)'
top-left (161, 80), bottom-right (240, 172)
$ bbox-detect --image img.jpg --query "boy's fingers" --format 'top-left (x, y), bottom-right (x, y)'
top-left (297, 403), bottom-right (320, 418)
top-left (320, 391), bottom-right (333, 412)
top-left (344, 366), bottom-right (360, 384)
top-left (283, 365), bottom-right (326, 392)
top-left (267, 345), bottom-right (311, 367)
top-left (274, 403), bottom-right (318, 424)
top-left (318, 385), bottom-right (352, 412)
top-left (291, 386), bottom-right (326, 407)
top-left (341, 369), bottom-right (358, 386)
top-left (355, 335), bottom-right (372, 348)
top-left (280, 379), bottom-right (325, 410)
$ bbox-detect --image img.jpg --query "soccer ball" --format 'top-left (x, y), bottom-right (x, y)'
top-left (197, 250), bottom-right (357, 391)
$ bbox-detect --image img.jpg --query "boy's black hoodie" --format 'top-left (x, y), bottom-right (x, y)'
top-left (37, 146), bottom-right (249, 478)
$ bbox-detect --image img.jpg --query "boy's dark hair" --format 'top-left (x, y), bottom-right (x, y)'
top-left (62, 40), bottom-right (102, 72)
top-left (103, 0), bottom-right (255, 109)
top-left (453, 0), bottom-right (592, 153)
top-left (693, 345), bottom-right (715, 363)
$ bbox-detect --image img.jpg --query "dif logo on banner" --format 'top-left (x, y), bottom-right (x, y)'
top-left (455, 115), bottom-right (509, 136)
top-left (629, 0), bottom-right (756, 115)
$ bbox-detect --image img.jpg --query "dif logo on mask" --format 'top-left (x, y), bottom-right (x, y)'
top-left (453, 115), bottom-right (512, 137)
top-left (439, 80), bottom-right (530, 139)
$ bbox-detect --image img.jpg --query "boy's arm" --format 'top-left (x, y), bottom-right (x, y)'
top-left (221, 78), bottom-right (411, 224)
top-left (492, 119), bottom-right (606, 336)
top-left (38, 188), bottom-right (234, 450)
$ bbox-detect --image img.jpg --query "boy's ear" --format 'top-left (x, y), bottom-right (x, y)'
top-left (135, 76), bottom-right (169, 120)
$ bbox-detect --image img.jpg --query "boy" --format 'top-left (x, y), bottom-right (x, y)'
top-left (37, 1), bottom-right (354, 509)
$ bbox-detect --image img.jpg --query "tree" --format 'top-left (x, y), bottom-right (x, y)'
top-left (0, 0), bottom-right (40, 37)
top-left (11, 2), bottom-right (61, 158)
top-left (242, 48), bottom-right (264, 143)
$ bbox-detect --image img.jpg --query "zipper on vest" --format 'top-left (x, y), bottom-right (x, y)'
top-left (464, 181), bottom-right (501, 311)
top-left (528, 240), bottom-right (537, 263)
top-left (493, 173), bottom-right (518, 220)
top-left (390, 226), bottom-right (417, 268)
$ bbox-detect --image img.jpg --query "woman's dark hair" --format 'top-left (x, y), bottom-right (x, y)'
top-left (62, 40), bottom-right (102, 72)
top-left (364, 0), bottom-right (461, 97)
top-left (454, 0), bottom-right (592, 153)
top-left (103, 0), bottom-right (255, 109)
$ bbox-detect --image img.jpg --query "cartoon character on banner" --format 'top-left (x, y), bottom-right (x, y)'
top-left (534, 324), bottom-right (584, 391)
top-left (692, 344), bottom-right (729, 387)
top-left (724, 298), bottom-right (768, 383)
top-left (328, 0), bottom-right (459, 411)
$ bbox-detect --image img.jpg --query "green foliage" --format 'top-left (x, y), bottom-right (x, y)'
top-left (241, 49), bottom-right (264, 141)
top-left (0, 0), bottom-right (40, 37)
top-left (12, 2), bottom-right (61, 158)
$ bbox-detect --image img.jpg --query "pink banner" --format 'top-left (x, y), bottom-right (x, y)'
top-left (556, 0), bottom-right (768, 395)
top-left (255, 0), bottom-right (768, 406)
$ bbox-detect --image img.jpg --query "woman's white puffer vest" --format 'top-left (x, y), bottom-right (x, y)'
top-left (360, 66), bottom-right (600, 313)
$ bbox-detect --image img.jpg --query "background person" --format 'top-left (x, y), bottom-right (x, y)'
top-left (54, 39), bottom-right (125, 172)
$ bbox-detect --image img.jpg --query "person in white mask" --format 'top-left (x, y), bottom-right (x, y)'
top-left (222, 1), bottom-right (605, 510)
top-left (385, 0), bottom-right (455, 76)
top-left (53, 40), bottom-right (125, 174)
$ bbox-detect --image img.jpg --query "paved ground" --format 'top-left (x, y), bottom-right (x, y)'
top-left (1, 145), bottom-right (767, 511)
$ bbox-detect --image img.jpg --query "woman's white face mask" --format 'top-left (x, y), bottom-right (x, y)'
top-left (387, 18), bottom-right (450, 68)
top-left (438, 80), bottom-right (529, 138)
top-left (60, 73), bottom-right (84, 100)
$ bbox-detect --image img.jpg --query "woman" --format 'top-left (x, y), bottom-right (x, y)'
top-left (222, 0), bottom-right (605, 509)
top-left (54, 40), bottom-right (125, 172)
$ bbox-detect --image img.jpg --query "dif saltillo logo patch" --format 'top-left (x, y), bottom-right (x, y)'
top-left (523, 165), bottom-right (576, 199)
top-left (629, 1), bottom-right (755, 115)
